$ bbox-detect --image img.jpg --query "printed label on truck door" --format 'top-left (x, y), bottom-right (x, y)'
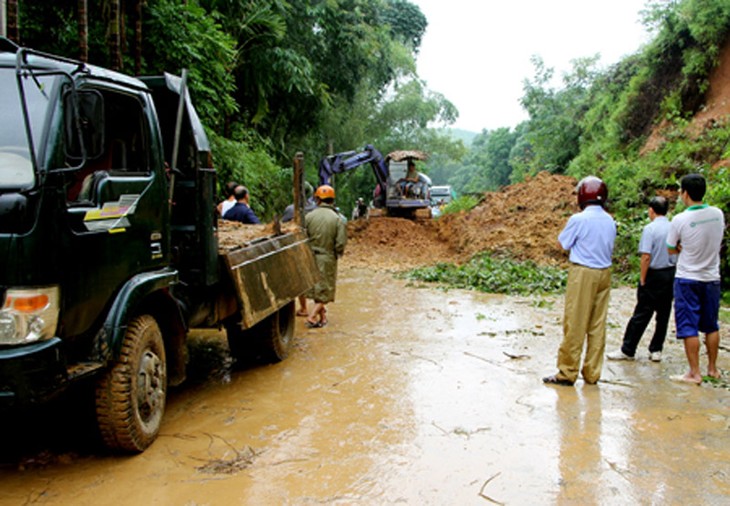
top-left (83, 194), bottom-right (139, 233)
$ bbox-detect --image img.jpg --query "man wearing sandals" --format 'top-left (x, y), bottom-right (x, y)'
top-left (304, 185), bottom-right (347, 328)
top-left (543, 176), bottom-right (616, 386)
top-left (667, 174), bottom-right (724, 385)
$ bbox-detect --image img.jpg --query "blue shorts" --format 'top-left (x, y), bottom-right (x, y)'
top-left (673, 278), bottom-right (721, 338)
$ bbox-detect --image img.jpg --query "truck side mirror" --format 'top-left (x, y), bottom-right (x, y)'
top-left (63, 89), bottom-right (105, 162)
top-left (0, 193), bottom-right (29, 233)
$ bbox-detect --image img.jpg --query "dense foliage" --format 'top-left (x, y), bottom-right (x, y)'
top-left (13, 0), bottom-right (460, 219)
top-left (8, 0), bottom-right (729, 290)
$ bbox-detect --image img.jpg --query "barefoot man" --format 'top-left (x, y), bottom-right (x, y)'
top-left (667, 174), bottom-right (725, 384)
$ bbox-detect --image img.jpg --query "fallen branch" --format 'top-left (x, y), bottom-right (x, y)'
top-left (478, 472), bottom-right (505, 505)
top-left (598, 379), bottom-right (636, 388)
top-left (431, 421), bottom-right (449, 435)
top-left (464, 351), bottom-right (502, 368)
top-left (503, 351), bottom-right (530, 360)
top-left (408, 353), bottom-right (440, 367)
top-left (515, 395), bottom-right (535, 413)
top-left (606, 459), bottom-right (632, 482)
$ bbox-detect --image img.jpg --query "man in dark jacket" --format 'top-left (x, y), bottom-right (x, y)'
top-left (222, 185), bottom-right (261, 224)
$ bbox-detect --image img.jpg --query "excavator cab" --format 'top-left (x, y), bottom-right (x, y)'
top-left (384, 151), bottom-right (432, 217)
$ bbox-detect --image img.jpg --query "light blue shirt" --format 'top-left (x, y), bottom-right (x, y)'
top-left (558, 205), bottom-right (616, 269)
top-left (638, 216), bottom-right (675, 269)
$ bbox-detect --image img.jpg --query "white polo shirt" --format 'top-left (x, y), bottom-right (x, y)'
top-left (667, 204), bottom-right (724, 281)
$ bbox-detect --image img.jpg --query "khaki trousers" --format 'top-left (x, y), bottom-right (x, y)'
top-left (557, 264), bottom-right (612, 383)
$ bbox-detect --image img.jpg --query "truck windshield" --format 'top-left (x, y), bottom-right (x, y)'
top-left (0, 67), bottom-right (59, 189)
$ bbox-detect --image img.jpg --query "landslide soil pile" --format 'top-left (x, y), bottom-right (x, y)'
top-left (343, 171), bottom-right (579, 271)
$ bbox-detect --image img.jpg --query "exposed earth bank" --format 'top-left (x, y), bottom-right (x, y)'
top-left (343, 171), bottom-right (578, 272)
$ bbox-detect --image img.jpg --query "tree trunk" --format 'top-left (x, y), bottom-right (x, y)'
top-left (109, 0), bottom-right (122, 70)
top-left (120, 0), bottom-right (127, 57)
top-left (7, 0), bottom-right (18, 43)
top-left (133, 0), bottom-right (142, 75)
top-left (78, 0), bottom-right (88, 62)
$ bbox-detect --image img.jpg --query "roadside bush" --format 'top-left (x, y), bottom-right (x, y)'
top-left (402, 253), bottom-right (567, 295)
top-left (209, 131), bottom-right (292, 221)
top-left (440, 195), bottom-right (480, 216)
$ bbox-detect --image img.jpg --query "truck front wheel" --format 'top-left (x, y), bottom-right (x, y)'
top-left (95, 315), bottom-right (167, 453)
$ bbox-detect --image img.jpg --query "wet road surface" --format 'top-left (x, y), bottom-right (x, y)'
top-left (0, 268), bottom-right (728, 504)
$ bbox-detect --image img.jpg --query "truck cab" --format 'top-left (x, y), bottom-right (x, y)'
top-left (429, 185), bottom-right (456, 217)
top-left (0, 40), bottom-right (174, 398)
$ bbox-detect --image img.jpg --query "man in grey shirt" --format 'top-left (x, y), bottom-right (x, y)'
top-left (608, 196), bottom-right (676, 362)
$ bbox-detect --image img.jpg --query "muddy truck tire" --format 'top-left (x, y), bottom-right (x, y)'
top-left (95, 315), bottom-right (167, 453)
top-left (226, 301), bottom-right (296, 364)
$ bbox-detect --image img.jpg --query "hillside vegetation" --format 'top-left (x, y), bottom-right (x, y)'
top-left (7, 0), bottom-right (729, 287)
top-left (436, 0), bottom-right (730, 287)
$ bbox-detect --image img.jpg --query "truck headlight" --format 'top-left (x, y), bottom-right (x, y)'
top-left (0, 286), bottom-right (60, 344)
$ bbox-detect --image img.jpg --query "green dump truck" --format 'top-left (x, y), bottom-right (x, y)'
top-left (0, 39), bottom-right (317, 452)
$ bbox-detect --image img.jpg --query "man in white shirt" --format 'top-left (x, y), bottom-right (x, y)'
top-left (666, 174), bottom-right (724, 385)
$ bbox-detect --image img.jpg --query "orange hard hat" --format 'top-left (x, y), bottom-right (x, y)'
top-left (315, 185), bottom-right (335, 200)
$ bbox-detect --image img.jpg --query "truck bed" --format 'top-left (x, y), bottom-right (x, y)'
top-left (217, 220), bottom-right (318, 329)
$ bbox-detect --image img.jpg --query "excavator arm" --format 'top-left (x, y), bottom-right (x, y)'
top-left (318, 144), bottom-right (389, 197)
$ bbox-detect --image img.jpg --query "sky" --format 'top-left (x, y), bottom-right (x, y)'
top-left (411, 0), bottom-right (653, 132)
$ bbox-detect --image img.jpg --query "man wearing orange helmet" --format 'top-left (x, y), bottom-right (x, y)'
top-left (304, 185), bottom-right (347, 328)
top-left (544, 176), bottom-right (616, 386)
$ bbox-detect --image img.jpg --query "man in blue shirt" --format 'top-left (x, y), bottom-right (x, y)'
top-left (608, 196), bottom-right (676, 362)
top-left (544, 176), bottom-right (616, 386)
top-left (222, 185), bottom-right (261, 224)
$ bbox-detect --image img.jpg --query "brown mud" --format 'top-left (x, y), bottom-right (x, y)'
top-left (0, 269), bottom-right (727, 505)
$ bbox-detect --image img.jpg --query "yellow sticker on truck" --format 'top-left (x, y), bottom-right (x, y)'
top-left (83, 195), bottom-right (139, 233)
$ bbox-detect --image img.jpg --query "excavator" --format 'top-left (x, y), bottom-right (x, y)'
top-left (318, 144), bottom-right (432, 218)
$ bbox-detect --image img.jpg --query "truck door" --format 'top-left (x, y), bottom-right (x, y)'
top-left (62, 87), bottom-right (169, 338)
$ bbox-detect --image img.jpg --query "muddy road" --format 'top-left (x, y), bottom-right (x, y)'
top-left (1, 268), bottom-right (728, 505)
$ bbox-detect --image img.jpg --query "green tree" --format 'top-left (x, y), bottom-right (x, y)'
top-left (143, 0), bottom-right (238, 132)
top-left (511, 55), bottom-right (600, 179)
top-left (446, 127), bottom-right (517, 194)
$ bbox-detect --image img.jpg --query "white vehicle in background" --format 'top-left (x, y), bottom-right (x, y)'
top-left (430, 185), bottom-right (455, 217)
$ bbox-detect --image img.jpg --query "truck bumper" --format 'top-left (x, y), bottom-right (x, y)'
top-left (0, 338), bottom-right (69, 408)
top-left (385, 198), bottom-right (431, 208)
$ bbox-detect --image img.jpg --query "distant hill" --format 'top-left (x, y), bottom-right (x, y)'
top-left (443, 128), bottom-right (478, 146)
